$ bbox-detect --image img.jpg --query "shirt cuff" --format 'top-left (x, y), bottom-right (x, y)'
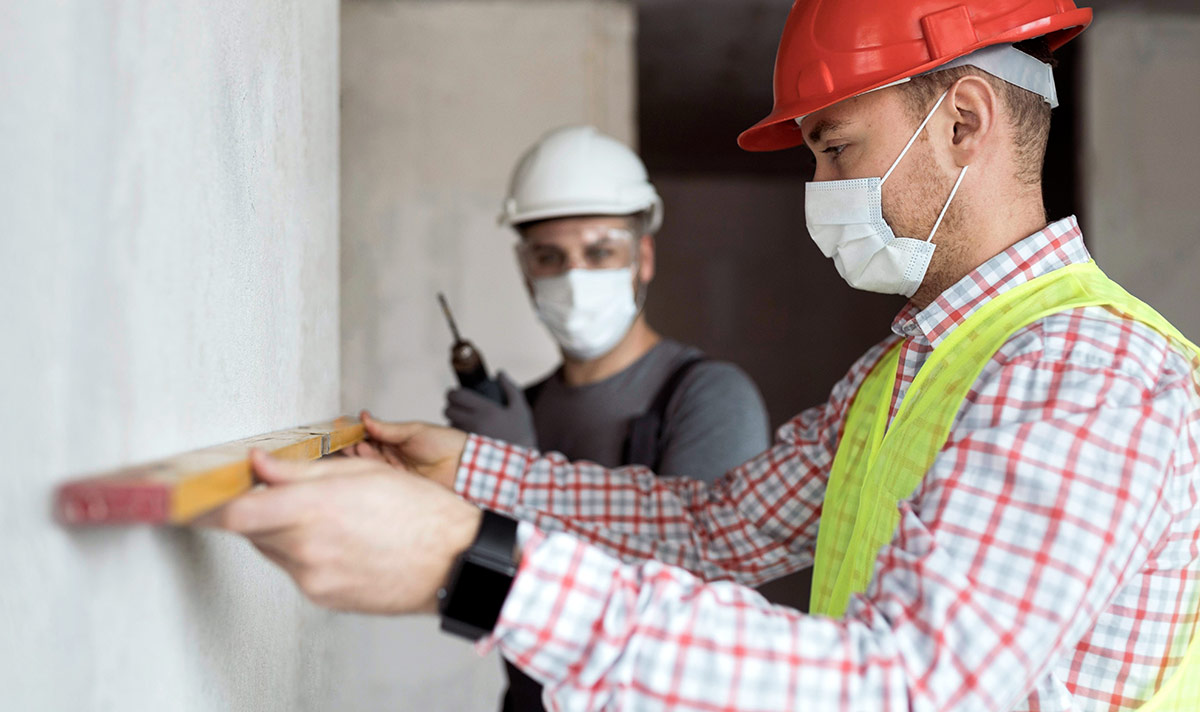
top-left (515, 519), bottom-right (536, 551)
top-left (475, 524), bottom-right (626, 683)
top-left (454, 433), bottom-right (536, 513)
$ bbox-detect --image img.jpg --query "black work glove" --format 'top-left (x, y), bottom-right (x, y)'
top-left (443, 371), bottom-right (537, 449)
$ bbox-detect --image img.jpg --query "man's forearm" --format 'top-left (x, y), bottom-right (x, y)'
top-left (455, 434), bottom-right (822, 584)
top-left (484, 527), bottom-right (905, 711)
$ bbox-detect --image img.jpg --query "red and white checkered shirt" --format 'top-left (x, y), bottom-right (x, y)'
top-left (456, 217), bottom-right (1200, 711)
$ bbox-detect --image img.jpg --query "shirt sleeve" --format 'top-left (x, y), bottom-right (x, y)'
top-left (454, 342), bottom-right (894, 584)
top-left (459, 415), bottom-right (823, 585)
top-left (655, 360), bottom-right (772, 483)
top-left (480, 328), bottom-right (1194, 711)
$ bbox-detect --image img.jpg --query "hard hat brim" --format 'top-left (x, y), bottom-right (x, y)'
top-left (502, 202), bottom-right (654, 229)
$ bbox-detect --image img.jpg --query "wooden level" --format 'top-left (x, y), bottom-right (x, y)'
top-left (56, 416), bottom-right (365, 526)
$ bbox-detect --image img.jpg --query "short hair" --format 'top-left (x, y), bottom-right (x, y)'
top-left (898, 38), bottom-right (1056, 185)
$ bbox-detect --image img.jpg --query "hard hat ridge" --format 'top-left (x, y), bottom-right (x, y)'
top-left (791, 43), bottom-right (1062, 127)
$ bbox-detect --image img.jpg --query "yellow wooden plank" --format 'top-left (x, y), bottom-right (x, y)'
top-left (57, 416), bottom-right (367, 526)
top-left (168, 432), bottom-right (326, 523)
top-left (297, 415), bottom-right (367, 453)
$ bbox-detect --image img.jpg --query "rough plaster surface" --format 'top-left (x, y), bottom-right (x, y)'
top-left (336, 1), bottom-right (635, 709)
top-left (0, 1), bottom-right (339, 709)
top-left (1083, 13), bottom-right (1200, 340)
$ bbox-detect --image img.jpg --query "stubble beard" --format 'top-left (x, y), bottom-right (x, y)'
top-left (882, 138), bottom-right (969, 308)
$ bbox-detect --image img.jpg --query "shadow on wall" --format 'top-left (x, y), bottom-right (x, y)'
top-left (646, 174), bottom-right (905, 428)
top-left (638, 0), bottom-right (910, 427)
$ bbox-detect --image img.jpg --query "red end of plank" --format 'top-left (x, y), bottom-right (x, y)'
top-left (55, 476), bottom-right (171, 525)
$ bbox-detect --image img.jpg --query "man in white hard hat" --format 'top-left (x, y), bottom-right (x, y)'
top-left (444, 125), bottom-right (771, 712)
top-left (203, 1), bottom-right (1200, 709)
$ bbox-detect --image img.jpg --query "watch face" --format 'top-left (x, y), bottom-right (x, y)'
top-left (441, 560), bottom-right (514, 631)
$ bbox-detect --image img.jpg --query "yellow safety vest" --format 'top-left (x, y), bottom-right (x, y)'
top-left (809, 262), bottom-right (1199, 709)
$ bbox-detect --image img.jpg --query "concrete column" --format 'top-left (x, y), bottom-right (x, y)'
top-left (0, 2), bottom-right (340, 710)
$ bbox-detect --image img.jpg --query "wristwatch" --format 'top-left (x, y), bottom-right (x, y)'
top-left (438, 510), bottom-right (520, 641)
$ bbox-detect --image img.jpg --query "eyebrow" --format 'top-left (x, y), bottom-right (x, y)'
top-left (806, 117), bottom-right (851, 146)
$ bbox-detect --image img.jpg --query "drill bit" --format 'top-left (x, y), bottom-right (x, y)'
top-left (437, 292), bottom-right (463, 343)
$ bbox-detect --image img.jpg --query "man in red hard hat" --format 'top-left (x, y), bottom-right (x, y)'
top-left (204, 1), bottom-right (1200, 709)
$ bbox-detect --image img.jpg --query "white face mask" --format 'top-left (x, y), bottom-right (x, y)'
top-left (804, 90), bottom-right (968, 297)
top-left (533, 267), bottom-right (638, 360)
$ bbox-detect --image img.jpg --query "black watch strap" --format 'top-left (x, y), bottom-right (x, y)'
top-left (438, 510), bottom-right (519, 641)
top-left (471, 509), bottom-right (520, 563)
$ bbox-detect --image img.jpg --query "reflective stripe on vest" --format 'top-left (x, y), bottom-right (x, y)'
top-left (809, 262), bottom-right (1199, 709)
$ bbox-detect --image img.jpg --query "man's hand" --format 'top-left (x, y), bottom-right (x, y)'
top-left (444, 371), bottom-right (537, 449)
top-left (197, 450), bottom-right (482, 615)
top-left (341, 411), bottom-right (470, 489)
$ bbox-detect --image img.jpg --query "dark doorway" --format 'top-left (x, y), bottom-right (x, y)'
top-left (636, 0), bottom-right (1082, 611)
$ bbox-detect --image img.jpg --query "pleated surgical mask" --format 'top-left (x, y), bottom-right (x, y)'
top-left (804, 90), bottom-right (968, 297)
top-left (532, 267), bottom-right (638, 360)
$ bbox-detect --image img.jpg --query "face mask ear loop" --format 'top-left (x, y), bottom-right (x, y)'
top-left (632, 255), bottom-right (648, 314)
top-left (622, 230), bottom-right (648, 314)
top-left (882, 90), bottom-right (950, 186)
top-left (926, 164), bottom-right (969, 243)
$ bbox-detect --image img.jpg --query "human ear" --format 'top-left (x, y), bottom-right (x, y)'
top-left (945, 75), bottom-right (996, 167)
top-left (638, 234), bottom-right (656, 284)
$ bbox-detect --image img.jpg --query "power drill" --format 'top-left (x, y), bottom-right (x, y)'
top-left (437, 293), bottom-right (507, 405)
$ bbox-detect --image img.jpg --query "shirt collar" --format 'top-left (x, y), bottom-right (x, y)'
top-left (891, 216), bottom-right (1090, 348)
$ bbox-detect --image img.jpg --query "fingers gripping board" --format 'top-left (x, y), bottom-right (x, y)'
top-left (55, 416), bottom-right (366, 525)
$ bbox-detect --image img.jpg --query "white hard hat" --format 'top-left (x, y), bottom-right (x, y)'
top-left (499, 125), bottom-right (663, 233)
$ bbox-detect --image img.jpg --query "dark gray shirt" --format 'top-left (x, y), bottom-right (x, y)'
top-left (528, 339), bottom-right (770, 482)
top-left (502, 341), bottom-right (774, 712)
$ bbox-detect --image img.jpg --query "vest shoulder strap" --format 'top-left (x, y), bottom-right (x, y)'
top-left (622, 355), bottom-right (708, 470)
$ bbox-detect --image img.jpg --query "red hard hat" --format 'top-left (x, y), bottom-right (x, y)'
top-left (739, 0), bottom-right (1093, 152)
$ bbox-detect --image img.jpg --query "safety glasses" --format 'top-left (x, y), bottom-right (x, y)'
top-left (515, 227), bottom-right (637, 280)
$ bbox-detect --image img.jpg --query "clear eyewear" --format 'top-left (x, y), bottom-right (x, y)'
top-left (515, 227), bottom-right (637, 279)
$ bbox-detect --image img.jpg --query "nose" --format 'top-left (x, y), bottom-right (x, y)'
top-left (564, 251), bottom-right (590, 271)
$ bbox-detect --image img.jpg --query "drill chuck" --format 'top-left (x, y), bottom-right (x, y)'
top-left (438, 293), bottom-right (507, 405)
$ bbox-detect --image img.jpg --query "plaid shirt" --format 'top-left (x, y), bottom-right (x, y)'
top-left (456, 217), bottom-right (1200, 711)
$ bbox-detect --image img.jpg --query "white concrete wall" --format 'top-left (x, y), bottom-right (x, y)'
top-left (0, 2), bottom-right (340, 710)
top-left (1083, 12), bottom-right (1200, 340)
top-left (336, 1), bottom-right (635, 709)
